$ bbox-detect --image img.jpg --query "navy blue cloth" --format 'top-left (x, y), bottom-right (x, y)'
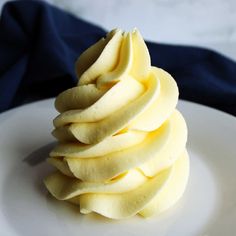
top-left (0, 1), bottom-right (236, 116)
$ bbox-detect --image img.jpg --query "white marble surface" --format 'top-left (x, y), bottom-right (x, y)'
top-left (1, 0), bottom-right (236, 60)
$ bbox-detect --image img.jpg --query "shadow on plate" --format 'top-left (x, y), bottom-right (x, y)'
top-left (23, 142), bottom-right (56, 166)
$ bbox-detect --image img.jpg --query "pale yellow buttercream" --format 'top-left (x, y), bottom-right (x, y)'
top-left (44, 28), bottom-right (189, 219)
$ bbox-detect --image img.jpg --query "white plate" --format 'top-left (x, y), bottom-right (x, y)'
top-left (0, 99), bottom-right (235, 236)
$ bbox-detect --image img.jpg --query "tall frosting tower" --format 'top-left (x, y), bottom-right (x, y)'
top-left (45, 29), bottom-right (189, 219)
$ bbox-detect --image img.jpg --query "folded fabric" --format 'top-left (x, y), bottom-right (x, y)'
top-left (0, 1), bottom-right (235, 116)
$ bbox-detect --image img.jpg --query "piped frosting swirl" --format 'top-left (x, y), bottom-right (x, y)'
top-left (44, 29), bottom-right (189, 219)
